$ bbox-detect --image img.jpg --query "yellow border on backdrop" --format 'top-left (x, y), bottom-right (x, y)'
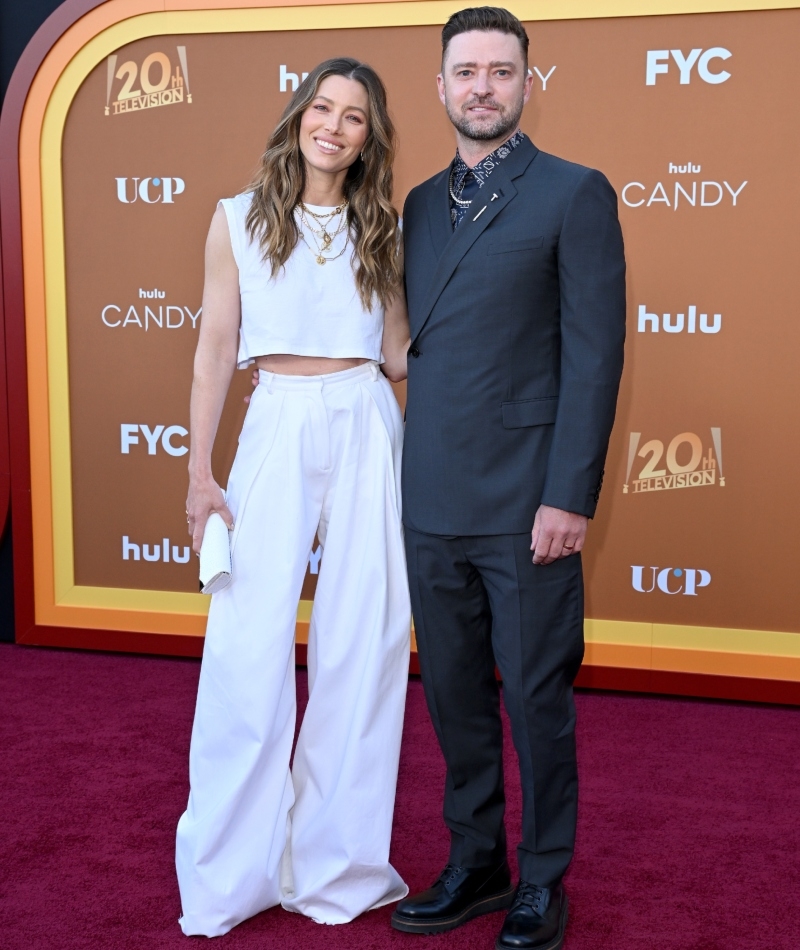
top-left (24, 0), bottom-right (800, 676)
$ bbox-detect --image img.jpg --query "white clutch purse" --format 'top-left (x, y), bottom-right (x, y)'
top-left (199, 511), bottom-right (233, 594)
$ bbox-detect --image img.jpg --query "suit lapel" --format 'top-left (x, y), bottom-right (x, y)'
top-left (426, 167), bottom-right (452, 259)
top-left (414, 138), bottom-right (539, 341)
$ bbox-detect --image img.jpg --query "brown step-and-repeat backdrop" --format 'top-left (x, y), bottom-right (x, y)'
top-left (11, 0), bottom-right (800, 696)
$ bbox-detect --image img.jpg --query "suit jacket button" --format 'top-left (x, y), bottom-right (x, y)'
top-left (409, 345), bottom-right (420, 358)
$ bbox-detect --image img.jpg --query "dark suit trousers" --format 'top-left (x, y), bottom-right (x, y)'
top-left (404, 528), bottom-right (585, 887)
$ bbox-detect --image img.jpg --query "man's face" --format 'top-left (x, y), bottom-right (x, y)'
top-left (437, 30), bottom-right (533, 142)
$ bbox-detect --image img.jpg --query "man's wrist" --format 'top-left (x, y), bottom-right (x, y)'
top-left (539, 497), bottom-right (593, 519)
top-left (538, 503), bottom-right (587, 518)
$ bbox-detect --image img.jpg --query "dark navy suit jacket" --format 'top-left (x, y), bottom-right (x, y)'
top-left (401, 137), bottom-right (626, 535)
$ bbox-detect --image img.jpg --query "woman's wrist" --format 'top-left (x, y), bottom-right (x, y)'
top-left (188, 461), bottom-right (215, 483)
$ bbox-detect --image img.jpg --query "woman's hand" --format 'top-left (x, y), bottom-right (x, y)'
top-left (245, 368), bottom-right (259, 403)
top-left (186, 475), bottom-right (234, 554)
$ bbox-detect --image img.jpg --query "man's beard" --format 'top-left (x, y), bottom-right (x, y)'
top-left (445, 93), bottom-right (523, 143)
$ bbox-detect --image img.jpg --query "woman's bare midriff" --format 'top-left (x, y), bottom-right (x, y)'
top-left (255, 354), bottom-right (370, 376)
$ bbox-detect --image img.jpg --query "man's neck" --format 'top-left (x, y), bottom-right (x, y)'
top-left (455, 127), bottom-right (520, 169)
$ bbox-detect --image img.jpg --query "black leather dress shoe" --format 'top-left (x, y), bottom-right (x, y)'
top-left (391, 861), bottom-right (514, 934)
top-left (496, 881), bottom-right (568, 950)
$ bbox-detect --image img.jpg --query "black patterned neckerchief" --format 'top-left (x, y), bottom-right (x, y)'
top-left (449, 129), bottom-right (526, 229)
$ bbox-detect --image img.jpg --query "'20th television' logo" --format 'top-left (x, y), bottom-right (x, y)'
top-left (105, 46), bottom-right (193, 116)
top-left (623, 428), bottom-right (724, 494)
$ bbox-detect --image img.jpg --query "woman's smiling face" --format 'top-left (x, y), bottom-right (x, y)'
top-left (298, 74), bottom-right (370, 183)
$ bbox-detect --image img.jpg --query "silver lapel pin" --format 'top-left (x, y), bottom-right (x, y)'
top-left (473, 205), bottom-right (487, 221)
top-left (490, 193), bottom-right (499, 201)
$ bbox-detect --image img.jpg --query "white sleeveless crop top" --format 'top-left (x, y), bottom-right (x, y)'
top-left (220, 192), bottom-right (386, 369)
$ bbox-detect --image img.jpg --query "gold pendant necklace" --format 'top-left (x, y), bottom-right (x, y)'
top-left (297, 204), bottom-right (349, 265)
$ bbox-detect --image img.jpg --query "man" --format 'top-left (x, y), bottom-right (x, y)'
top-left (392, 8), bottom-right (626, 950)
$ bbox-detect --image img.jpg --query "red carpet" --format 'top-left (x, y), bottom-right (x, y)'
top-left (1, 643), bottom-right (798, 949)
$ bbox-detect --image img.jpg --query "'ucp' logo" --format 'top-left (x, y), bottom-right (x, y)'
top-left (115, 177), bottom-right (185, 203)
top-left (646, 48), bottom-right (731, 85)
top-left (631, 566), bottom-right (711, 596)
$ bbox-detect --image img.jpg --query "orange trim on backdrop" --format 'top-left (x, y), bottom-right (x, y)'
top-left (584, 643), bottom-right (652, 670)
top-left (650, 647), bottom-right (800, 681)
top-left (585, 643), bottom-right (800, 682)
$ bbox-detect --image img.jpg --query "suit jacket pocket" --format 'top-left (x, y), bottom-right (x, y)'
top-left (501, 396), bottom-right (558, 429)
top-left (487, 236), bottom-right (544, 255)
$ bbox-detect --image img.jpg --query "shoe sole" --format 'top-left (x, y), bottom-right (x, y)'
top-left (391, 884), bottom-right (516, 934)
top-left (494, 894), bottom-right (569, 950)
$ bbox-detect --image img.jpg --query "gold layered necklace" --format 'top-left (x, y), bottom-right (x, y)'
top-left (297, 201), bottom-right (349, 265)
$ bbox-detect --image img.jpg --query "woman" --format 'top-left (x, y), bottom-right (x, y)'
top-left (176, 58), bottom-right (411, 936)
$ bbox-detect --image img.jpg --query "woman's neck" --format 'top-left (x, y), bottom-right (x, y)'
top-left (301, 165), bottom-right (347, 207)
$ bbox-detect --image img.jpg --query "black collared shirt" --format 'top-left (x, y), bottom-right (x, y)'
top-left (449, 129), bottom-right (526, 229)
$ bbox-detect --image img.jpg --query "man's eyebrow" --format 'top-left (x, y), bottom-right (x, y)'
top-left (313, 95), bottom-right (367, 115)
top-left (449, 61), bottom-right (518, 70)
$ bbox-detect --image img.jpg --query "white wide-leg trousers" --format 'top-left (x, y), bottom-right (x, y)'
top-left (176, 362), bottom-right (411, 936)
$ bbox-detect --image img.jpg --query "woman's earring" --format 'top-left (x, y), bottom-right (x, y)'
top-left (360, 151), bottom-right (365, 161)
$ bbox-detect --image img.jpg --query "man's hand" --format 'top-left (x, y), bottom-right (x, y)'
top-left (530, 504), bottom-right (588, 565)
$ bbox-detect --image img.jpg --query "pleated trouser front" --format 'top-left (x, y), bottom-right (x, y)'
top-left (176, 362), bottom-right (411, 936)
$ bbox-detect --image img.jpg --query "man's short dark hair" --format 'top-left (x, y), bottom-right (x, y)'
top-left (441, 7), bottom-right (530, 67)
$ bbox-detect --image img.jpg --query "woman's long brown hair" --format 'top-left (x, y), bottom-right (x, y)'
top-left (245, 57), bottom-right (400, 310)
